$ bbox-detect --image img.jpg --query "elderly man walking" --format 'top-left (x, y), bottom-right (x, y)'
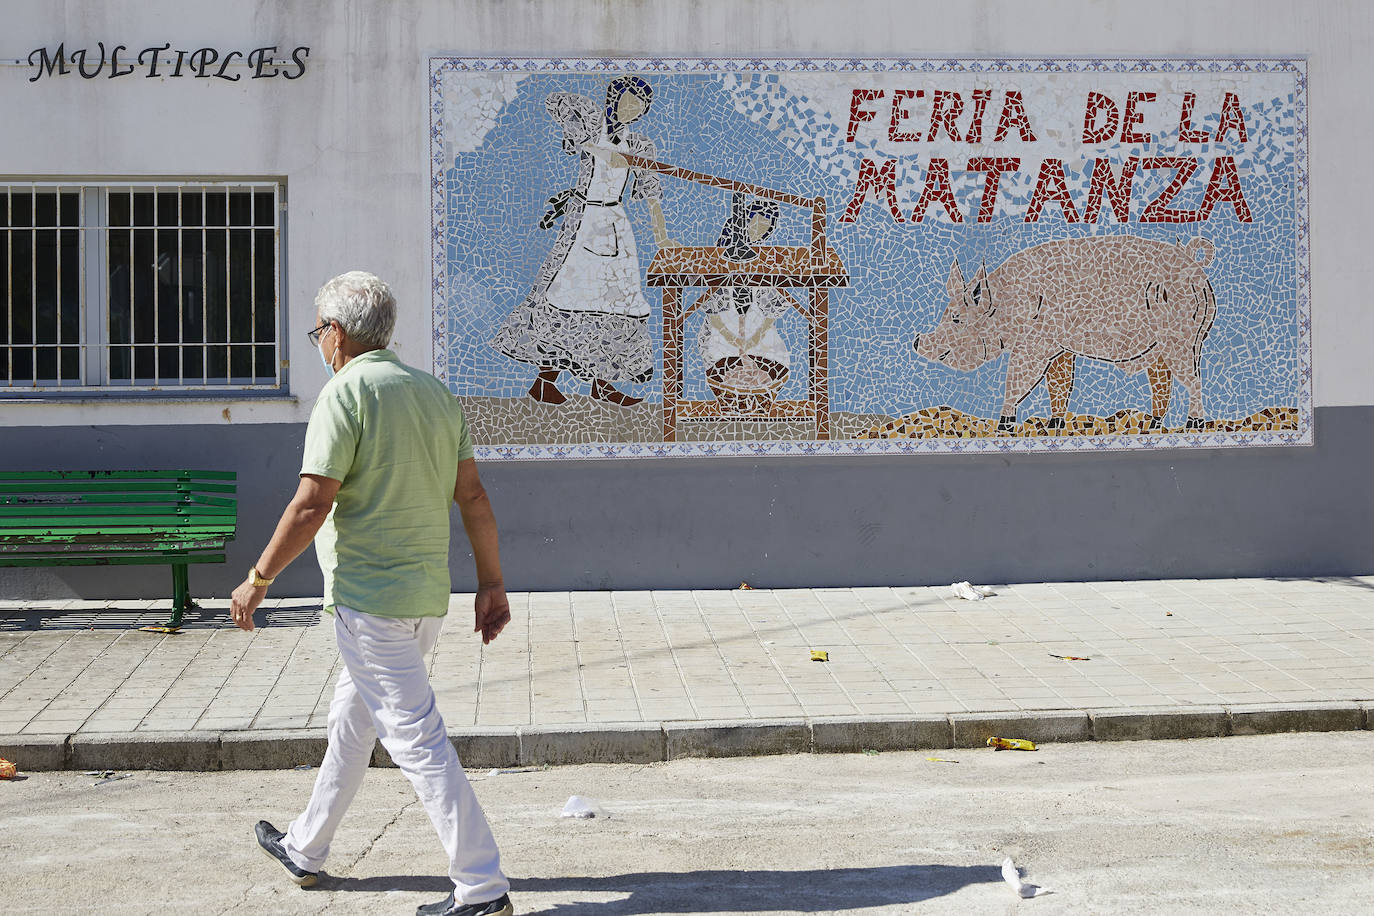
top-left (229, 271), bottom-right (514, 916)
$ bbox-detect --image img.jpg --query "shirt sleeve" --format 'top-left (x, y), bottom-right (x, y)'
top-left (300, 386), bottom-right (359, 482)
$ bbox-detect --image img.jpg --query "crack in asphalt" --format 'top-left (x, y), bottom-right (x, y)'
top-left (212, 880), bottom-right (255, 916)
top-left (342, 795), bottom-right (424, 876)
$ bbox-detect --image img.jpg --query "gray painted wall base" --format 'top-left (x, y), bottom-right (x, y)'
top-left (3, 405), bottom-right (1370, 601)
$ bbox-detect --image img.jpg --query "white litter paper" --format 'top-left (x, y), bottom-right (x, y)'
top-left (951, 581), bottom-right (997, 601)
top-left (1001, 857), bottom-right (1051, 898)
top-left (560, 795), bottom-right (607, 819)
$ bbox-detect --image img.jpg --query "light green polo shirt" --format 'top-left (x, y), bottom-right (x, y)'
top-left (300, 349), bottom-right (474, 618)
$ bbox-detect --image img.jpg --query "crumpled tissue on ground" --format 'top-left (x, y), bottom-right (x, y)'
top-left (950, 581), bottom-right (996, 600)
top-left (561, 795), bottom-right (607, 819)
top-left (1001, 857), bottom-right (1051, 897)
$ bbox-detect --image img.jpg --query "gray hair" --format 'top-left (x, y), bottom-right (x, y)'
top-left (314, 271), bottom-right (396, 350)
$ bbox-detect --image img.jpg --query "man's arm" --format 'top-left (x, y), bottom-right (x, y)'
top-left (453, 458), bottom-right (510, 644)
top-left (229, 474), bottom-right (341, 632)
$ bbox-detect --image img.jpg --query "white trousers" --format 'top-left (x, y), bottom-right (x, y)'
top-left (283, 605), bottom-right (508, 904)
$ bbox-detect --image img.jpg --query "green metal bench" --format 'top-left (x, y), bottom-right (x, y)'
top-left (0, 470), bottom-right (237, 632)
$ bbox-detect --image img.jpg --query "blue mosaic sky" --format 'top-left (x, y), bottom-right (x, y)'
top-left (441, 69), bottom-right (1300, 427)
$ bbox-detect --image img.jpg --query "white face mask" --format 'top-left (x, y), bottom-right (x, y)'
top-left (318, 325), bottom-right (335, 377)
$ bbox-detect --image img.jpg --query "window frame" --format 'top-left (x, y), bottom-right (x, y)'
top-left (0, 177), bottom-right (288, 398)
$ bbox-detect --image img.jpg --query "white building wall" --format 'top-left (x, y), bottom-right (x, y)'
top-left (0, 0), bottom-right (1369, 429)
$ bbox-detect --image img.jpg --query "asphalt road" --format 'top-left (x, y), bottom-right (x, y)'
top-left (1, 732), bottom-right (1372, 915)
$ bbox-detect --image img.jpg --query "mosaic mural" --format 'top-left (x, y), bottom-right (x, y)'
top-left (429, 58), bottom-right (1310, 459)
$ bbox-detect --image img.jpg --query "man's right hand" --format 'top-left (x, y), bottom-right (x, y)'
top-left (474, 583), bottom-right (511, 645)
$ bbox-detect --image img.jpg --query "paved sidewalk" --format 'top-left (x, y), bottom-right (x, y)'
top-left (2, 577), bottom-right (1373, 770)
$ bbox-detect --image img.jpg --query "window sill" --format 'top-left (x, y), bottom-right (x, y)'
top-left (0, 392), bottom-right (299, 405)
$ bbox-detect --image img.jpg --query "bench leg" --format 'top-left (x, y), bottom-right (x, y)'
top-left (138, 564), bottom-right (194, 634)
top-left (169, 564), bottom-right (191, 630)
top-left (136, 564), bottom-right (199, 634)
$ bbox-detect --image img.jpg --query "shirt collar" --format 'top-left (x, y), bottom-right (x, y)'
top-left (333, 348), bottom-right (396, 379)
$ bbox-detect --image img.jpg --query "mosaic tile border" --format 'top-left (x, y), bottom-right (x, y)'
top-left (428, 57), bottom-right (1312, 461)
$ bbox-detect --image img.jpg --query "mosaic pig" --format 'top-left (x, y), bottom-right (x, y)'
top-left (913, 236), bottom-right (1217, 432)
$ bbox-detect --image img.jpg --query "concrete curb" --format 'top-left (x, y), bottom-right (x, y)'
top-left (520, 723), bottom-right (664, 766)
top-left (2, 702), bottom-right (1370, 772)
top-left (1090, 706), bottom-right (1231, 742)
top-left (221, 729), bottom-right (329, 770)
top-left (810, 715), bottom-right (950, 754)
top-left (0, 733), bottom-right (68, 772)
top-left (665, 718), bottom-right (812, 759)
top-left (69, 731), bottom-right (225, 772)
top-left (951, 711), bottom-right (1093, 747)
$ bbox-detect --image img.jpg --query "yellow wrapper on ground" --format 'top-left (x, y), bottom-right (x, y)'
top-left (987, 736), bottom-right (1037, 751)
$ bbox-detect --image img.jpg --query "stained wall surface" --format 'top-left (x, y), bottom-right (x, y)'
top-left (1, 1), bottom-right (1372, 598)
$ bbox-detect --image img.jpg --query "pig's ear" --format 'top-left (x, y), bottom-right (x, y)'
top-left (946, 259), bottom-right (965, 300)
top-left (971, 264), bottom-right (991, 313)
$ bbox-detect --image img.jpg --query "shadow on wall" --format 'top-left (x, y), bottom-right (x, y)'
top-left (0, 568), bottom-right (79, 602)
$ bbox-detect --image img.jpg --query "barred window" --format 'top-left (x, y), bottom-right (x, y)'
top-left (0, 181), bottom-right (283, 392)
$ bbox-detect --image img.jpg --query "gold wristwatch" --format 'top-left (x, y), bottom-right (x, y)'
top-left (249, 566), bottom-right (275, 587)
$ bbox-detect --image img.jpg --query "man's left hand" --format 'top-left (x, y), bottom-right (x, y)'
top-left (230, 579), bottom-right (268, 632)
top-left (474, 583), bottom-right (511, 644)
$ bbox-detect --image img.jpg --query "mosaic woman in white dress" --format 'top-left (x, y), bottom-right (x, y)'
top-left (491, 77), bottom-right (676, 407)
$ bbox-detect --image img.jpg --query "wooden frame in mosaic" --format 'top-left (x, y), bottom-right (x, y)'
top-left (429, 57), bottom-right (1311, 459)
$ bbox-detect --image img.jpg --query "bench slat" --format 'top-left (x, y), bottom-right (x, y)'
top-left (0, 492), bottom-right (236, 507)
top-left (0, 543), bottom-right (226, 555)
top-left (0, 513), bottom-right (236, 526)
top-left (0, 481), bottom-right (237, 495)
top-left (0, 503), bottom-right (234, 517)
top-left (0, 523), bottom-right (236, 537)
top-left (0, 535), bottom-right (229, 550)
top-left (0, 553), bottom-right (226, 568)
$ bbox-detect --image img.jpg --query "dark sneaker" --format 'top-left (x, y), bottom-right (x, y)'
top-left (416, 891), bottom-right (513, 916)
top-left (254, 820), bottom-right (318, 888)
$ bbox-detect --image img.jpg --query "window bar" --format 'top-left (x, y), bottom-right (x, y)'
top-left (250, 190), bottom-right (257, 384)
top-left (224, 202), bottom-right (230, 384)
top-left (127, 189), bottom-right (135, 386)
top-left (5, 190), bottom-right (11, 386)
top-left (55, 190), bottom-right (62, 385)
top-left (89, 185), bottom-right (106, 388)
top-left (176, 188), bottom-right (184, 386)
top-left (274, 184), bottom-right (282, 386)
top-left (150, 189), bottom-right (159, 386)
top-left (73, 186), bottom-right (81, 387)
top-left (62, 188), bottom-right (72, 386)
top-left (78, 186), bottom-right (87, 386)
top-left (200, 188), bottom-right (208, 385)
top-left (30, 202), bottom-right (37, 387)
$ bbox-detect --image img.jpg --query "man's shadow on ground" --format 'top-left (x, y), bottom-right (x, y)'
top-left (0, 602), bottom-right (320, 631)
top-left (322, 864), bottom-right (1002, 912)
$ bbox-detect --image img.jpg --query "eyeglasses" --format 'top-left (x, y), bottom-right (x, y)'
top-left (307, 322), bottom-right (331, 346)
